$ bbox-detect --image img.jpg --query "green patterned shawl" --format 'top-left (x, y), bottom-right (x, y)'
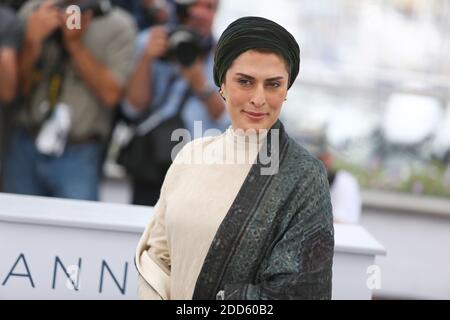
top-left (192, 120), bottom-right (334, 300)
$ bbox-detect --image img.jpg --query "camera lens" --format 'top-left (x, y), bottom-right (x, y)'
top-left (166, 28), bottom-right (200, 67)
top-left (175, 41), bottom-right (198, 66)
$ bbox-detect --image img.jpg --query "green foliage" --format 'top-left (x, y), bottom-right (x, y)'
top-left (332, 158), bottom-right (450, 198)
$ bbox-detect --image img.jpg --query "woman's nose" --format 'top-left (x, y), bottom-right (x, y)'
top-left (250, 85), bottom-right (266, 108)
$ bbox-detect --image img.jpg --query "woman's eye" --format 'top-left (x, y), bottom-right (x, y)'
top-left (238, 78), bottom-right (251, 86)
top-left (267, 82), bottom-right (281, 88)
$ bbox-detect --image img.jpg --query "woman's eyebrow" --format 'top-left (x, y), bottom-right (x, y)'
top-left (265, 76), bottom-right (285, 81)
top-left (234, 73), bottom-right (285, 81)
top-left (234, 73), bottom-right (255, 80)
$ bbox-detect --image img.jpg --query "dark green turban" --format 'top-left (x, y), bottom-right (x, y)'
top-left (214, 16), bottom-right (300, 89)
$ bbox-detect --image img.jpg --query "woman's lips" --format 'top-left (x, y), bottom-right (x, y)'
top-left (242, 110), bottom-right (268, 120)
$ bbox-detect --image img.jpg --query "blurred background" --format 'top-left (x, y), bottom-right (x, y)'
top-left (215, 0), bottom-right (450, 199)
top-left (213, 0), bottom-right (450, 300)
top-left (106, 0), bottom-right (450, 300)
top-left (1, 0), bottom-right (449, 300)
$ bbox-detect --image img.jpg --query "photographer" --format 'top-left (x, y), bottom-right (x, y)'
top-left (123, 0), bottom-right (228, 206)
top-left (3, 0), bottom-right (136, 200)
top-left (0, 3), bottom-right (23, 191)
top-left (113, 0), bottom-right (173, 30)
top-left (317, 143), bottom-right (362, 224)
top-left (0, 4), bottom-right (22, 105)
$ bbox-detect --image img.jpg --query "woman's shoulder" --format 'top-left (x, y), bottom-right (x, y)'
top-left (284, 137), bottom-right (326, 178)
top-left (283, 138), bottom-right (333, 226)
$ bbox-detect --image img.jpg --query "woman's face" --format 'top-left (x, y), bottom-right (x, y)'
top-left (221, 50), bottom-right (289, 132)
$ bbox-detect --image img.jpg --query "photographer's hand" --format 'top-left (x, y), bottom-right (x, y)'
top-left (179, 58), bottom-right (205, 91)
top-left (26, 0), bottom-right (61, 44)
top-left (60, 10), bottom-right (93, 50)
top-left (180, 58), bottom-right (225, 120)
top-left (144, 26), bottom-right (168, 61)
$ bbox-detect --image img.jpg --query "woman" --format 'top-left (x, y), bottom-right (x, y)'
top-left (135, 16), bottom-right (334, 300)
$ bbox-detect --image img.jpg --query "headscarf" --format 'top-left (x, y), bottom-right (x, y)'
top-left (214, 16), bottom-right (300, 89)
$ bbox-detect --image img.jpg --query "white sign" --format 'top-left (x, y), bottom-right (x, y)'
top-left (0, 193), bottom-right (385, 300)
top-left (0, 194), bottom-right (151, 299)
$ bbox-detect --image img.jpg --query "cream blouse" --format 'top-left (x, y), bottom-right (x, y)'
top-left (135, 126), bottom-right (267, 299)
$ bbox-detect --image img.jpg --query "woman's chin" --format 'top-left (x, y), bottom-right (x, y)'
top-left (238, 123), bottom-right (266, 132)
top-left (237, 118), bottom-right (275, 132)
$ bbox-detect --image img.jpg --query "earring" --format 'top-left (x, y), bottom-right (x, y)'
top-left (219, 89), bottom-right (226, 101)
top-left (284, 97), bottom-right (288, 101)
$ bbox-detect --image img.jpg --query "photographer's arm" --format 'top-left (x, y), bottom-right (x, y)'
top-left (61, 11), bottom-right (121, 109)
top-left (126, 27), bottom-right (167, 111)
top-left (65, 39), bottom-right (122, 109)
top-left (0, 5), bottom-right (22, 104)
top-left (0, 48), bottom-right (17, 104)
top-left (19, 34), bottom-right (42, 96)
top-left (125, 53), bottom-right (154, 111)
top-left (19, 0), bottom-right (60, 96)
top-left (0, 48), bottom-right (17, 103)
top-left (180, 59), bottom-right (225, 120)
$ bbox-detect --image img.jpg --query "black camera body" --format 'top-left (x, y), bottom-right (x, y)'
top-left (161, 25), bottom-right (202, 67)
top-left (55, 0), bottom-right (112, 17)
top-left (0, 0), bottom-right (28, 11)
top-left (159, 0), bottom-right (218, 67)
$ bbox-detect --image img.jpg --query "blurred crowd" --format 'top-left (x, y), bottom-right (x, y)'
top-left (0, 0), bottom-right (228, 203)
top-left (0, 0), bottom-right (361, 224)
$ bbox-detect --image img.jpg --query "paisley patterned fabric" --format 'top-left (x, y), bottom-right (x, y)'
top-left (192, 120), bottom-right (334, 300)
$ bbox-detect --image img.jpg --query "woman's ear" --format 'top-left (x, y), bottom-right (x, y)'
top-left (219, 84), bottom-right (226, 101)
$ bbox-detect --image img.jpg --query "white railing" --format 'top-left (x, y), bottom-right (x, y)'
top-left (0, 193), bottom-right (385, 300)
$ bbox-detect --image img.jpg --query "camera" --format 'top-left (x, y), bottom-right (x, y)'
top-left (161, 25), bottom-right (202, 67)
top-left (54, 0), bottom-right (112, 17)
top-left (46, 0), bottom-right (113, 51)
top-left (159, 0), bottom-right (213, 67)
top-left (0, 0), bottom-right (28, 11)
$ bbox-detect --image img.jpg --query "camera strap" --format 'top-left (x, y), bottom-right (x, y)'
top-left (47, 68), bottom-right (65, 110)
top-left (136, 73), bottom-right (192, 136)
top-left (26, 36), bottom-right (69, 128)
top-left (46, 38), bottom-right (69, 112)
